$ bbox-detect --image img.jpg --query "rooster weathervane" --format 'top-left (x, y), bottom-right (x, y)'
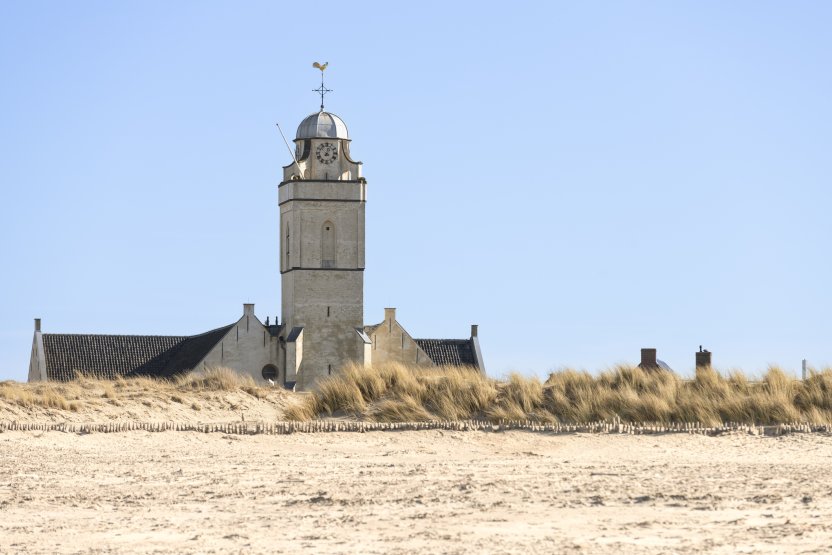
top-left (312, 62), bottom-right (331, 111)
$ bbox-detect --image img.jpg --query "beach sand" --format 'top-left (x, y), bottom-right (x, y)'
top-left (2, 429), bottom-right (831, 554)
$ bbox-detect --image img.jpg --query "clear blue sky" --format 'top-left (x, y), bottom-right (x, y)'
top-left (1, 1), bottom-right (830, 382)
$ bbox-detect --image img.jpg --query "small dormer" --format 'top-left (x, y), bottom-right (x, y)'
top-left (283, 111), bottom-right (362, 182)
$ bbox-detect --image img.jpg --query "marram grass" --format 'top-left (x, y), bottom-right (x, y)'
top-left (284, 362), bottom-right (832, 426)
top-left (5, 364), bottom-right (832, 426)
top-left (0, 367), bottom-right (271, 412)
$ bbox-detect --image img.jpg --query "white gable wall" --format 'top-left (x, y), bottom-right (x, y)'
top-left (195, 305), bottom-right (281, 385)
top-left (28, 328), bottom-right (47, 382)
top-left (369, 308), bottom-right (433, 367)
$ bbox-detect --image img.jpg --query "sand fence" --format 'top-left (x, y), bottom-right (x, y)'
top-left (1, 419), bottom-right (830, 436)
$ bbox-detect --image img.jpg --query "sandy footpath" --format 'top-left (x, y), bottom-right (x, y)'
top-left (2, 429), bottom-right (832, 554)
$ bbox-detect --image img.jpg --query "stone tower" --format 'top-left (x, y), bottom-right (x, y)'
top-left (279, 111), bottom-right (368, 390)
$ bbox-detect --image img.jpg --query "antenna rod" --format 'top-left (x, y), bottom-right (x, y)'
top-left (275, 122), bottom-right (301, 178)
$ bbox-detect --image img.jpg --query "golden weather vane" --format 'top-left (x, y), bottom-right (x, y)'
top-left (312, 61), bottom-right (331, 111)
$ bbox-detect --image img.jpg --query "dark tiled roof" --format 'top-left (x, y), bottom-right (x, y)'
top-left (415, 339), bottom-right (478, 368)
top-left (286, 326), bottom-right (304, 342)
top-left (638, 359), bottom-right (674, 373)
top-left (364, 323), bottom-right (381, 335)
top-left (41, 324), bottom-right (233, 381)
top-left (133, 325), bottom-right (234, 379)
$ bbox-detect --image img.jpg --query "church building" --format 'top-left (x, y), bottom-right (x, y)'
top-left (28, 90), bottom-right (484, 390)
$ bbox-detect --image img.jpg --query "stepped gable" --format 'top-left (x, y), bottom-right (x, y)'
top-left (41, 324), bottom-right (233, 381)
top-left (414, 338), bottom-right (478, 368)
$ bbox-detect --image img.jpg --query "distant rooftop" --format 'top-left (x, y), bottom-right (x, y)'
top-left (414, 339), bottom-right (478, 368)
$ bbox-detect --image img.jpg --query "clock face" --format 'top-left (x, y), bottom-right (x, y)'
top-left (315, 142), bottom-right (338, 165)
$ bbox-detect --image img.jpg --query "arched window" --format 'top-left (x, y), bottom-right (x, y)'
top-left (321, 220), bottom-right (336, 268)
top-left (262, 364), bottom-right (278, 382)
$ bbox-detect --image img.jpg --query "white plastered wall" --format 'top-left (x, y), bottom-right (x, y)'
top-left (368, 308), bottom-right (433, 367)
top-left (195, 306), bottom-right (281, 385)
top-left (27, 330), bottom-right (47, 382)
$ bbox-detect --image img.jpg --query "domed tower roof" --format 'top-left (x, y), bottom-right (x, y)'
top-left (296, 111), bottom-right (349, 140)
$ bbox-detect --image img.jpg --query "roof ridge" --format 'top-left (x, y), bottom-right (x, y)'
top-left (41, 332), bottom-right (189, 338)
top-left (415, 338), bottom-right (471, 342)
top-left (41, 324), bottom-right (235, 340)
top-left (184, 323), bottom-right (235, 339)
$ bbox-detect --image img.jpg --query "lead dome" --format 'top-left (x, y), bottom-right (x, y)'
top-left (296, 111), bottom-right (349, 140)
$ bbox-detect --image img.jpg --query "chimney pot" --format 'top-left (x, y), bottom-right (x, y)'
top-left (34, 318), bottom-right (41, 332)
top-left (640, 348), bottom-right (657, 368)
top-left (471, 324), bottom-right (478, 338)
top-left (695, 348), bottom-right (712, 369)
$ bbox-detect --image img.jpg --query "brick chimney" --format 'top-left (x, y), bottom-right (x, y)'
top-left (640, 348), bottom-right (658, 369)
top-left (696, 346), bottom-right (711, 369)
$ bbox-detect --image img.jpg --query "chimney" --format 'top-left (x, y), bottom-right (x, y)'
top-left (471, 324), bottom-right (478, 338)
top-left (34, 318), bottom-right (41, 332)
top-left (640, 348), bottom-right (657, 369)
top-left (243, 303), bottom-right (255, 316)
top-left (384, 307), bottom-right (396, 323)
top-left (695, 346), bottom-right (711, 369)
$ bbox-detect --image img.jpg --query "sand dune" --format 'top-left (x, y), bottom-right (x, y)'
top-left (2, 428), bottom-right (831, 554)
top-left (0, 373), bottom-right (295, 424)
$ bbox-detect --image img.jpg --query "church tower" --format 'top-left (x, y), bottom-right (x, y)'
top-left (278, 109), bottom-right (368, 390)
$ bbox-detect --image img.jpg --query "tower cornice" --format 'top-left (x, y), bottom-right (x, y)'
top-left (278, 178), bottom-right (367, 189)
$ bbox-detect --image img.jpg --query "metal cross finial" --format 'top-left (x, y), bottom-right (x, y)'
top-left (312, 61), bottom-right (331, 111)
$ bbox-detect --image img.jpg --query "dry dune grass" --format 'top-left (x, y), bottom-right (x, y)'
top-left (286, 363), bottom-right (497, 422)
top-left (0, 380), bottom-right (82, 411)
top-left (5, 364), bottom-right (832, 426)
top-left (285, 362), bottom-right (832, 425)
top-left (0, 368), bottom-right (283, 419)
